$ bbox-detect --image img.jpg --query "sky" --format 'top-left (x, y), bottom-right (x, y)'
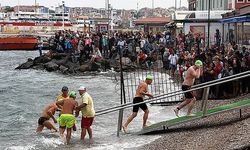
top-left (0, 0), bottom-right (188, 10)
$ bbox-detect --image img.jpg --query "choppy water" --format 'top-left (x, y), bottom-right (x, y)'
top-left (0, 51), bottom-right (179, 150)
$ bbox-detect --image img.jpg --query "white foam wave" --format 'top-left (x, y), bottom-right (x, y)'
top-left (39, 136), bottom-right (64, 148)
top-left (6, 145), bottom-right (35, 150)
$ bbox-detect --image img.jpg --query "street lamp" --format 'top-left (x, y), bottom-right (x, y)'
top-left (62, 1), bottom-right (65, 30)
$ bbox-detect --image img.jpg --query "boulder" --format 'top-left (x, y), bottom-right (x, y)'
top-left (90, 62), bottom-right (101, 71)
top-left (51, 58), bottom-right (67, 66)
top-left (59, 65), bottom-right (69, 74)
top-left (44, 61), bottom-right (59, 72)
top-left (15, 58), bottom-right (34, 69)
top-left (32, 64), bottom-right (44, 70)
top-left (33, 55), bottom-right (51, 65)
top-left (79, 64), bottom-right (90, 72)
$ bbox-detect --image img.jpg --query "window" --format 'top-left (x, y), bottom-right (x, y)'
top-left (237, 0), bottom-right (244, 3)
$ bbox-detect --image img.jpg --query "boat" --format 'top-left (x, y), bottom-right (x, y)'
top-left (0, 35), bottom-right (38, 50)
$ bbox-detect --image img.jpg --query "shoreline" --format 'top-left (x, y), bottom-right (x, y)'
top-left (135, 93), bottom-right (250, 150)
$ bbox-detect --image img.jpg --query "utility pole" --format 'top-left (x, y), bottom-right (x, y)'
top-left (62, 1), bottom-right (65, 30)
top-left (34, 0), bottom-right (37, 13)
top-left (175, 0), bottom-right (177, 11)
top-left (137, 2), bottom-right (139, 19)
top-left (152, 0), bottom-right (154, 16)
top-left (17, 0), bottom-right (20, 18)
top-left (207, 0), bottom-right (211, 47)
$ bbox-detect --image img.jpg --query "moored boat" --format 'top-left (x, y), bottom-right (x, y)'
top-left (0, 36), bottom-right (38, 50)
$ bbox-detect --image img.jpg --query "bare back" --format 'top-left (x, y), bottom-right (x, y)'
top-left (61, 98), bottom-right (77, 114)
top-left (41, 103), bottom-right (58, 118)
top-left (183, 66), bottom-right (201, 86)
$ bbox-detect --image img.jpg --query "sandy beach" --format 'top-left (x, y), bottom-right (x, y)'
top-left (135, 93), bottom-right (250, 150)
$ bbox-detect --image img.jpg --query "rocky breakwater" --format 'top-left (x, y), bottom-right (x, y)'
top-left (16, 53), bottom-right (137, 75)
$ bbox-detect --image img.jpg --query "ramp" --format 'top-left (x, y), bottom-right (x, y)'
top-left (137, 99), bottom-right (250, 135)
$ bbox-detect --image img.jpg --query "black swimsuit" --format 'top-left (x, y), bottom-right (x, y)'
top-left (38, 117), bottom-right (49, 125)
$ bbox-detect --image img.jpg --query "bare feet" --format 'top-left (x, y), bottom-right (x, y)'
top-left (143, 125), bottom-right (148, 128)
top-left (187, 113), bottom-right (195, 117)
top-left (122, 125), bottom-right (128, 133)
top-left (60, 134), bottom-right (65, 143)
top-left (89, 138), bottom-right (94, 144)
top-left (174, 109), bottom-right (179, 117)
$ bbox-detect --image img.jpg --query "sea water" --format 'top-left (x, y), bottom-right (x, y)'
top-left (0, 51), bottom-right (178, 150)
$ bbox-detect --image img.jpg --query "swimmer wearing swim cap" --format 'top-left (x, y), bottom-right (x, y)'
top-left (122, 74), bottom-right (153, 133)
top-left (56, 91), bottom-right (78, 145)
top-left (174, 60), bottom-right (202, 117)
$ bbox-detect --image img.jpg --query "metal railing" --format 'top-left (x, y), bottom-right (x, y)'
top-left (96, 70), bottom-right (250, 136)
top-left (96, 70), bottom-right (250, 116)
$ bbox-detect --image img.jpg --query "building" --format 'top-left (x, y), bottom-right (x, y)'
top-left (134, 17), bottom-right (171, 33)
top-left (183, 10), bottom-right (231, 46)
top-left (228, 0), bottom-right (250, 10)
top-left (13, 5), bottom-right (49, 13)
top-left (221, 5), bottom-right (250, 46)
top-left (196, 0), bottom-right (250, 10)
top-left (196, 0), bottom-right (229, 10)
top-left (188, 0), bottom-right (197, 10)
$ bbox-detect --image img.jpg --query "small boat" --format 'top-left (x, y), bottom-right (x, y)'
top-left (0, 35), bottom-right (38, 50)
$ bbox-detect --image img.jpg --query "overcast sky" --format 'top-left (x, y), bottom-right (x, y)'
top-left (0, 0), bottom-right (188, 9)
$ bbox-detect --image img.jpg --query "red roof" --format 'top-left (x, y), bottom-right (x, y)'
top-left (134, 17), bottom-right (171, 25)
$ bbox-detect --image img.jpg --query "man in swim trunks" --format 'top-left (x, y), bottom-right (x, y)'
top-left (36, 102), bottom-right (58, 133)
top-left (174, 60), bottom-right (203, 117)
top-left (55, 86), bottom-right (76, 131)
top-left (56, 91), bottom-right (78, 145)
top-left (122, 75), bottom-right (153, 133)
top-left (75, 86), bottom-right (95, 142)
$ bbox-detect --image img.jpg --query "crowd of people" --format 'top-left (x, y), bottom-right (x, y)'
top-left (42, 29), bottom-right (249, 98)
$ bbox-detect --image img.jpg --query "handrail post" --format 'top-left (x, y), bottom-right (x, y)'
top-left (202, 87), bottom-right (210, 116)
top-left (117, 46), bottom-right (125, 137)
top-left (200, 87), bottom-right (208, 111)
top-left (117, 109), bottom-right (123, 137)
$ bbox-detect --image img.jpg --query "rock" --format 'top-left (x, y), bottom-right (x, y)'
top-left (32, 64), bottom-right (44, 70)
top-left (59, 65), bottom-right (68, 74)
top-left (51, 53), bottom-right (68, 60)
top-left (51, 59), bottom-right (67, 66)
top-left (33, 55), bottom-right (51, 65)
top-left (44, 61), bottom-right (59, 72)
top-left (15, 58), bottom-right (34, 69)
top-left (90, 62), bottom-right (101, 71)
top-left (100, 59), bottom-right (111, 70)
top-left (79, 64), bottom-right (90, 72)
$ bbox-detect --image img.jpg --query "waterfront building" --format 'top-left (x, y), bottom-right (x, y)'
top-left (228, 0), bottom-right (250, 10)
top-left (196, 0), bottom-right (229, 10)
top-left (134, 17), bottom-right (171, 33)
top-left (221, 5), bottom-right (250, 46)
top-left (195, 0), bottom-right (250, 11)
top-left (183, 10), bottom-right (231, 47)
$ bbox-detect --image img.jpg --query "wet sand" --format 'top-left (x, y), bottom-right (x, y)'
top-left (135, 93), bottom-right (250, 150)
